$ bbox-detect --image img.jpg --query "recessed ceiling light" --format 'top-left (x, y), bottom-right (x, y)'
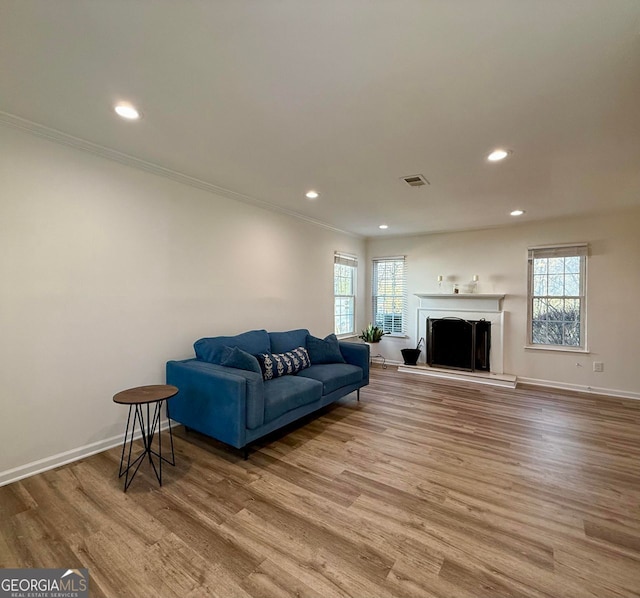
top-left (510, 209), bottom-right (525, 216)
top-left (114, 102), bottom-right (141, 120)
top-left (487, 148), bottom-right (512, 162)
top-left (379, 224), bottom-right (389, 230)
top-left (305, 190), bottom-right (319, 199)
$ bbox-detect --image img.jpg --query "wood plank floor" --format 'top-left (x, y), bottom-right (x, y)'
top-left (1, 366), bottom-right (640, 597)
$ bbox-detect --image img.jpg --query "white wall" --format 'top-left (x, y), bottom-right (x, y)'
top-left (0, 125), bottom-right (365, 481)
top-left (367, 209), bottom-right (640, 397)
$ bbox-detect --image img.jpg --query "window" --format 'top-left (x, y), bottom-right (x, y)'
top-left (527, 244), bottom-right (588, 349)
top-left (334, 252), bottom-right (357, 336)
top-left (372, 256), bottom-right (407, 335)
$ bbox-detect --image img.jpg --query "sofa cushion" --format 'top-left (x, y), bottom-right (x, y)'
top-left (256, 347), bottom-right (311, 380)
top-left (220, 346), bottom-right (262, 375)
top-left (194, 329), bottom-right (270, 364)
top-left (297, 363), bottom-right (363, 395)
top-left (306, 333), bottom-right (346, 364)
top-left (269, 329), bottom-right (310, 354)
top-left (264, 375), bottom-right (322, 422)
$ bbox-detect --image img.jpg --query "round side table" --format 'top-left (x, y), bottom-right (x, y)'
top-left (113, 384), bottom-right (178, 491)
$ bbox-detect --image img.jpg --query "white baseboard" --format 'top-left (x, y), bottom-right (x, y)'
top-left (0, 421), bottom-right (174, 488)
top-left (517, 377), bottom-right (640, 401)
top-left (372, 357), bottom-right (403, 367)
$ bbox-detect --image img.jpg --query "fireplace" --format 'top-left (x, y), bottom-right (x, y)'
top-left (427, 317), bottom-right (491, 372)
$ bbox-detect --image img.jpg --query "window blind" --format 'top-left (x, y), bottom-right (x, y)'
top-left (334, 252), bottom-right (358, 267)
top-left (528, 243), bottom-right (588, 260)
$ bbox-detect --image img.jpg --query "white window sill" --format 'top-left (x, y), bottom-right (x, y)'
top-left (524, 345), bottom-right (589, 354)
top-left (337, 334), bottom-right (358, 340)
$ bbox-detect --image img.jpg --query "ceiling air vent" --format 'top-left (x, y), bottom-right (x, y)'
top-left (401, 174), bottom-right (429, 187)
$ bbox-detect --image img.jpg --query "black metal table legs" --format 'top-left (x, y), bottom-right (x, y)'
top-left (118, 400), bottom-right (175, 491)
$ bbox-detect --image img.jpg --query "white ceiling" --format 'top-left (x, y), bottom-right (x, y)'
top-left (2, 0), bottom-right (640, 237)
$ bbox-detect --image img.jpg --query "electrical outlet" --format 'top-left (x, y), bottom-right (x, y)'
top-left (593, 361), bottom-right (604, 373)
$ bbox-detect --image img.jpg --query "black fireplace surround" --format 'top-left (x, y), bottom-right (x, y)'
top-left (427, 317), bottom-right (491, 372)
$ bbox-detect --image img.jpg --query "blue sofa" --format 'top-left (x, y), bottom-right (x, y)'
top-left (166, 328), bottom-right (369, 456)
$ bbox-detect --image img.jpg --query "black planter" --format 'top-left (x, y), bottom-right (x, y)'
top-left (401, 348), bottom-right (421, 366)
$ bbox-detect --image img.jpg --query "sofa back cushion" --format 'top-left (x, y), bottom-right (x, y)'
top-left (269, 329), bottom-right (310, 354)
top-left (194, 329), bottom-right (270, 364)
top-left (306, 333), bottom-right (346, 364)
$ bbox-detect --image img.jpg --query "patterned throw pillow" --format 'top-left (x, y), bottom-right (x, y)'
top-left (256, 346), bottom-right (311, 380)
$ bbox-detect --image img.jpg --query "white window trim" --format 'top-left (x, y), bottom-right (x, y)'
top-left (526, 243), bottom-right (588, 352)
top-left (372, 256), bottom-right (407, 336)
top-left (334, 252), bottom-right (357, 337)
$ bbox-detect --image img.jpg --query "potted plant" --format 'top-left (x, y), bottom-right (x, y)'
top-left (401, 337), bottom-right (424, 366)
top-left (358, 323), bottom-right (388, 343)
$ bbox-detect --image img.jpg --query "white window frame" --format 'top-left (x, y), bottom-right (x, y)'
top-left (526, 243), bottom-right (588, 352)
top-left (372, 256), bottom-right (407, 336)
top-left (334, 252), bottom-right (357, 337)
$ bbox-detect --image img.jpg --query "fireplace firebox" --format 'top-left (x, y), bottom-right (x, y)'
top-left (427, 317), bottom-right (491, 372)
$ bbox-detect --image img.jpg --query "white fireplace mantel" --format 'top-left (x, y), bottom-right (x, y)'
top-left (414, 293), bottom-right (506, 374)
top-left (415, 293), bottom-right (505, 312)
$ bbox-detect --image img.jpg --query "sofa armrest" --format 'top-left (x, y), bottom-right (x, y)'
top-left (339, 342), bottom-right (370, 383)
top-left (166, 359), bottom-right (264, 448)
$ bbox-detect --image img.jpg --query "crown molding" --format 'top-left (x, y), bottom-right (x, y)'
top-left (0, 110), bottom-right (361, 239)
